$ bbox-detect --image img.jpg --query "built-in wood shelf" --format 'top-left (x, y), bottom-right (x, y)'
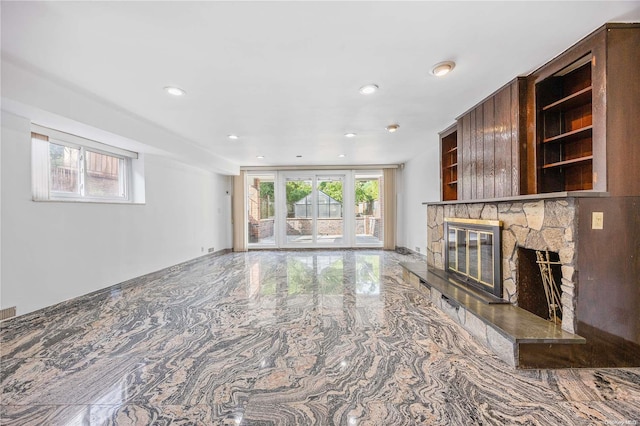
top-left (543, 125), bottom-right (593, 144)
top-left (537, 59), bottom-right (593, 193)
top-left (542, 86), bottom-right (592, 112)
top-left (441, 126), bottom-right (458, 201)
top-left (543, 155), bottom-right (593, 169)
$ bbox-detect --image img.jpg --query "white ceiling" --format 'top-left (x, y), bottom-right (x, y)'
top-left (2, 1), bottom-right (640, 168)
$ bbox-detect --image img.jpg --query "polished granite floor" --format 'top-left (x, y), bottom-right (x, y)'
top-left (1, 250), bottom-right (639, 425)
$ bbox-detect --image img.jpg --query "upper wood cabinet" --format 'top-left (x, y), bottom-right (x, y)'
top-left (528, 23), bottom-right (640, 196)
top-left (456, 78), bottom-right (527, 200)
top-left (439, 23), bottom-right (640, 201)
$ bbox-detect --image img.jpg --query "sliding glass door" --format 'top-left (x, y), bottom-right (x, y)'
top-left (246, 170), bottom-right (385, 249)
top-left (247, 173), bottom-right (276, 247)
top-left (354, 172), bottom-right (383, 246)
top-left (283, 173), bottom-right (347, 248)
top-left (285, 176), bottom-right (314, 244)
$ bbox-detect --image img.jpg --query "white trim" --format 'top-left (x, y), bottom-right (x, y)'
top-left (32, 123), bottom-right (138, 159)
top-left (241, 164), bottom-right (399, 172)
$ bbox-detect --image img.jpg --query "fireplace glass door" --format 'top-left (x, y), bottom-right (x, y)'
top-left (444, 218), bottom-right (502, 298)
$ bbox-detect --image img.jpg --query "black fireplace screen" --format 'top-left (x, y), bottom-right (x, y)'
top-left (444, 218), bottom-right (502, 298)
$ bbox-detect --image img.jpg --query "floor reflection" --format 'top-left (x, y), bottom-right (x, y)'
top-left (3, 250), bottom-right (637, 425)
top-left (246, 251), bottom-right (385, 330)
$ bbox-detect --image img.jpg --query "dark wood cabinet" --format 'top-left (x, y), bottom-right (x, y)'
top-left (440, 125), bottom-right (458, 201)
top-left (530, 23), bottom-right (640, 196)
top-left (456, 78), bottom-right (527, 200)
top-left (440, 23), bottom-right (640, 202)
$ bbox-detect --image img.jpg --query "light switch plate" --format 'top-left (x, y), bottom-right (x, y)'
top-left (592, 212), bottom-right (604, 230)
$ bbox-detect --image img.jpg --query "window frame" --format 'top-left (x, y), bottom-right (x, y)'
top-left (48, 138), bottom-right (131, 202)
top-left (31, 125), bottom-right (138, 204)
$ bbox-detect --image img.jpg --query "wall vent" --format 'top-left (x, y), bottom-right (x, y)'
top-left (0, 306), bottom-right (17, 321)
top-left (208, 247), bottom-right (215, 253)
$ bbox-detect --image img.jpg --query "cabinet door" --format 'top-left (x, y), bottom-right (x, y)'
top-left (494, 84), bottom-right (514, 198)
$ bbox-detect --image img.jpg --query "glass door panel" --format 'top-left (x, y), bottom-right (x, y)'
top-left (354, 172), bottom-right (383, 246)
top-left (317, 175), bottom-right (344, 245)
top-left (286, 177), bottom-right (313, 244)
top-left (247, 173), bottom-right (276, 246)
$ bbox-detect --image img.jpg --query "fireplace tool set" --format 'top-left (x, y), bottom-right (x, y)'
top-left (535, 250), bottom-right (563, 324)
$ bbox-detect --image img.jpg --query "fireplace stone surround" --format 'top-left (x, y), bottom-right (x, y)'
top-left (410, 192), bottom-right (640, 368)
top-left (426, 194), bottom-right (581, 334)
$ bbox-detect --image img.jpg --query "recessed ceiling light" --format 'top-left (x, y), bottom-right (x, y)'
top-left (386, 124), bottom-right (400, 133)
top-left (359, 84), bottom-right (379, 95)
top-left (296, 155), bottom-right (303, 158)
top-left (338, 154), bottom-right (346, 158)
top-left (164, 86), bottom-right (186, 96)
top-left (344, 133), bottom-right (357, 138)
top-left (431, 61), bottom-right (456, 77)
top-left (256, 155), bottom-right (265, 159)
top-left (228, 134), bottom-right (239, 140)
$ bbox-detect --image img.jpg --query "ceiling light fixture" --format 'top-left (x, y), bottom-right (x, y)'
top-left (256, 155), bottom-right (265, 159)
top-left (228, 134), bottom-right (239, 140)
top-left (359, 84), bottom-right (379, 95)
top-left (431, 61), bottom-right (456, 77)
top-left (344, 133), bottom-right (357, 138)
top-left (296, 155), bottom-right (303, 158)
top-left (164, 86), bottom-right (186, 96)
top-left (338, 154), bottom-right (346, 158)
top-left (386, 124), bottom-right (400, 133)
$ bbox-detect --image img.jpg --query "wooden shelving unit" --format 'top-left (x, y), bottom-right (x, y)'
top-left (440, 127), bottom-right (458, 201)
top-left (537, 57), bottom-right (593, 193)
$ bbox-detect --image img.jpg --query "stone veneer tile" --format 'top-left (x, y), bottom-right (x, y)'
top-left (464, 311), bottom-right (488, 344)
top-left (481, 204), bottom-right (498, 220)
top-left (486, 327), bottom-right (517, 367)
top-left (440, 296), bottom-right (465, 325)
top-left (503, 210), bottom-right (529, 230)
top-left (559, 245), bottom-right (575, 264)
top-left (523, 200), bottom-right (545, 231)
top-left (468, 204), bottom-right (483, 218)
top-left (561, 265), bottom-right (575, 282)
top-left (542, 228), bottom-right (567, 252)
top-left (430, 288), bottom-right (443, 310)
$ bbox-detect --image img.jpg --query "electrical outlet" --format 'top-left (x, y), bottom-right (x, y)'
top-left (415, 246), bottom-right (421, 253)
top-left (592, 212), bottom-right (604, 230)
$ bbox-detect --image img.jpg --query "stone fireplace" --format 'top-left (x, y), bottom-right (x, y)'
top-left (427, 197), bottom-right (578, 334)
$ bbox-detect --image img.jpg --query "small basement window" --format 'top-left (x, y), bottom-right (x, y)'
top-left (31, 125), bottom-right (141, 203)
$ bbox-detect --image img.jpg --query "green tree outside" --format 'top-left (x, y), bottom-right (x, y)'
top-left (355, 180), bottom-right (379, 215)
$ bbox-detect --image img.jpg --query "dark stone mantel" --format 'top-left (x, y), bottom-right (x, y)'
top-left (423, 191), bottom-right (609, 206)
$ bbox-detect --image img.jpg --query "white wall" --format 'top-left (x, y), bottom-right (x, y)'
top-left (1, 57), bottom-right (237, 316)
top-left (400, 141), bottom-right (441, 255)
top-left (1, 111), bottom-right (233, 315)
